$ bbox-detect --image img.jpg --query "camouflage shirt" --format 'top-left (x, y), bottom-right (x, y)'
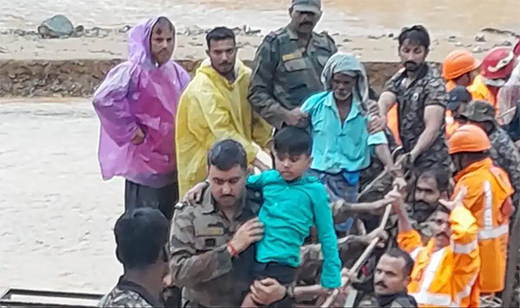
top-left (384, 64), bottom-right (450, 174)
top-left (489, 126), bottom-right (520, 205)
top-left (168, 187), bottom-right (261, 307)
top-left (98, 277), bottom-right (163, 308)
top-left (248, 26), bottom-right (337, 128)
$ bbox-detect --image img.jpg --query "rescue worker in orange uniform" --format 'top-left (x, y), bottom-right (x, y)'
top-left (442, 50), bottom-right (481, 138)
top-left (442, 50), bottom-right (481, 92)
top-left (388, 185), bottom-right (480, 307)
top-left (447, 124), bottom-right (514, 300)
top-left (470, 47), bottom-right (519, 114)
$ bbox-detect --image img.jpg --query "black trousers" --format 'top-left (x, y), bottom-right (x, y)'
top-left (253, 261), bottom-right (297, 307)
top-left (124, 180), bottom-right (179, 221)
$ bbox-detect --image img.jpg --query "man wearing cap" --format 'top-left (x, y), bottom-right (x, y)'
top-left (470, 46), bottom-right (520, 111)
top-left (248, 0), bottom-right (337, 129)
top-left (442, 50), bottom-right (481, 92)
top-left (448, 124), bottom-right (514, 300)
top-left (460, 100), bottom-right (520, 207)
top-left (445, 86), bottom-right (473, 139)
top-left (442, 50), bottom-right (481, 139)
top-left (461, 100), bottom-right (520, 307)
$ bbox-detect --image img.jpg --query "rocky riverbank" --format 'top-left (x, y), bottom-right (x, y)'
top-left (0, 24), bottom-right (518, 97)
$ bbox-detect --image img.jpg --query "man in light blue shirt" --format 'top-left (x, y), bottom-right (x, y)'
top-left (301, 53), bottom-right (400, 231)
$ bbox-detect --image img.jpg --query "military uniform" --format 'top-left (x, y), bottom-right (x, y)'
top-left (248, 26), bottom-right (337, 128)
top-left (384, 64), bottom-right (451, 175)
top-left (489, 127), bottom-right (520, 205)
top-left (168, 187), bottom-right (261, 307)
top-left (99, 277), bottom-right (163, 308)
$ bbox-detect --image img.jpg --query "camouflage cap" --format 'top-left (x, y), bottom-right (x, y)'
top-left (291, 0), bottom-right (321, 14)
top-left (460, 100), bottom-right (496, 123)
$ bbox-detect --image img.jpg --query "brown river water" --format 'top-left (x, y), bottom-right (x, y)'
top-left (0, 0), bottom-right (519, 303)
top-left (1, 0), bottom-right (519, 36)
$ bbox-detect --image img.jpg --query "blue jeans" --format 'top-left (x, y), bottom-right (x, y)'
top-left (307, 169), bottom-right (359, 232)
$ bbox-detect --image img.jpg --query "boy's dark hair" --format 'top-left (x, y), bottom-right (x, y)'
top-left (208, 139), bottom-right (248, 171)
top-left (417, 169), bottom-right (450, 195)
top-left (398, 25), bottom-right (430, 49)
top-left (385, 248), bottom-right (415, 277)
top-left (206, 27), bottom-right (236, 49)
top-left (153, 16), bottom-right (175, 33)
top-left (114, 208), bottom-right (169, 270)
top-left (274, 126), bottom-right (312, 156)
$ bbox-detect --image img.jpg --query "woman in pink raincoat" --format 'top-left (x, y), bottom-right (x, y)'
top-left (93, 16), bottom-right (190, 220)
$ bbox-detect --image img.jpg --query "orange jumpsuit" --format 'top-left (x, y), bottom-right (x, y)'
top-left (398, 206), bottom-right (480, 307)
top-left (453, 157), bottom-right (514, 293)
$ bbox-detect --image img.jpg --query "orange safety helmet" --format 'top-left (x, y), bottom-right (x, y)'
top-left (442, 50), bottom-right (481, 80)
top-left (481, 47), bottom-right (518, 87)
top-left (448, 124), bottom-right (491, 154)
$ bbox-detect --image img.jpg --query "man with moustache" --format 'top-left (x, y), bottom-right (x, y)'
top-left (94, 17), bottom-right (190, 220)
top-left (375, 25), bottom-right (450, 176)
top-left (390, 186), bottom-right (481, 307)
top-left (176, 26), bottom-right (272, 197)
top-left (373, 248), bottom-right (417, 308)
top-left (169, 140), bottom-right (286, 307)
top-left (248, 0), bottom-right (337, 129)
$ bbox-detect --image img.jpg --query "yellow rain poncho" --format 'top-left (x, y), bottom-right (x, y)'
top-left (176, 59), bottom-right (272, 197)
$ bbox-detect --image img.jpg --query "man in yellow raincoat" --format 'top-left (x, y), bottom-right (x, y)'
top-left (176, 27), bottom-right (273, 197)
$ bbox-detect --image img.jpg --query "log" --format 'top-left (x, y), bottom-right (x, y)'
top-left (320, 202), bottom-right (394, 307)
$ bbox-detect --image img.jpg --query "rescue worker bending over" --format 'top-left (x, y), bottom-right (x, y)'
top-left (388, 186), bottom-right (480, 307)
top-left (447, 124), bottom-right (514, 299)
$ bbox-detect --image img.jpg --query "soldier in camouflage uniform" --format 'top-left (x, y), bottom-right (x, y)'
top-left (248, 0), bottom-right (337, 129)
top-left (375, 25), bottom-right (451, 177)
top-left (168, 139), bottom-right (288, 307)
top-left (99, 208), bottom-right (170, 308)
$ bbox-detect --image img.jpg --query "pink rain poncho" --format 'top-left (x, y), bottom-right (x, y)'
top-left (93, 17), bottom-right (190, 188)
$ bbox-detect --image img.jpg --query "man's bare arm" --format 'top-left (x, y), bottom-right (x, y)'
top-left (409, 105), bottom-right (444, 162)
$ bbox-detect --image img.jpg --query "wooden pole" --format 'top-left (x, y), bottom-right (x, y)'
top-left (320, 202), bottom-right (393, 308)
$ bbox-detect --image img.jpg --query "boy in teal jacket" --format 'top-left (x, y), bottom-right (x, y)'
top-left (244, 127), bottom-right (341, 306)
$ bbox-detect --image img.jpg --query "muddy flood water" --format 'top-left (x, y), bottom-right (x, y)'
top-left (0, 101), bottom-right (123, 295)
top-left (1, 0), bottom-right (519, 36)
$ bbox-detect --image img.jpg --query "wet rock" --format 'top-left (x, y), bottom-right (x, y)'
top-left (367, 34), bottom-right (385, 40)
top-left (388, 33), bottom-right (394, 38)
top-left (118, 25), bottom-right (132, 33)
top-left (500, 40), bottom-right (513, 46)
top-left (472, 46), bottom-right (483, 53)
top-left (14, 29), bottom-right (26, 36)
top-left (183, 25), bottom-right (205, 36)
top-left (481, 27), bottom-right (520, 37)
top-left (342, 38), bottom-right (352, 42)
top-left (448, 35), bottom-right (457, 42)
top-left (38, 15), bottom-right (84, 39)
top-left (475, 34), bottom-right (486, 42)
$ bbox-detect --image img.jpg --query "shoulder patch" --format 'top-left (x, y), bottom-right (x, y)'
top-left (265, 31), bottom-right (279, 42)
top-left (174, 202), bottom-right (188, 211)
